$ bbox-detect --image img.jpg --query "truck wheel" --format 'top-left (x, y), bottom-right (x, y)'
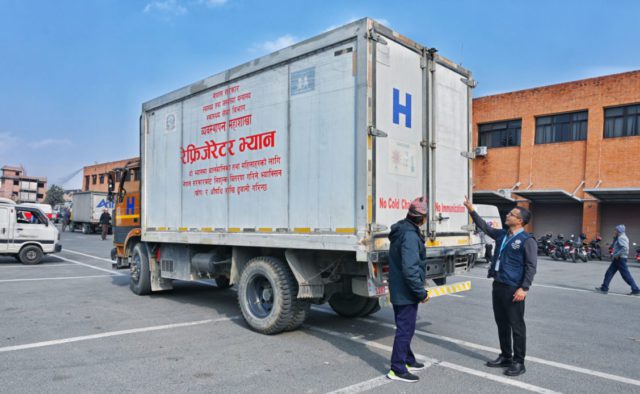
top-left (130, 243), bottom-right (151, 295)
top-left (69, 222), bottom-right (75, 232)
top-left (328, 293), bottom-right (377, 318)
top-left (238, 256), bottom-right (298, 335)
top-left (82, 224), bottom-right (91, 234)
top-left (360, 300), bottom-right (381, 317)
top-left (284, 300), bottom-right (311, 331)
top-left (215, 275), bottom-right (232, 289)
top-left (19, 245), bottom-right (43, 265)
top-left (433, 277), bottom-right (447, 286)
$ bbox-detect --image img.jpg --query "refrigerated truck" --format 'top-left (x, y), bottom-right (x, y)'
top-left (133, 18), bottom-right (479, 334)
top-left (70, 191), bottom-right (113, 234)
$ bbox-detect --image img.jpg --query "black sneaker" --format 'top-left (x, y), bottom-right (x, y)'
top-left (629, 291), bottom-right (640, 296)
top-left (406, 361), bottom-right (427, 371)
top-left (594, 287), bottom-right (608, 294)
top-left (386, 370), bottom-right (419, 383)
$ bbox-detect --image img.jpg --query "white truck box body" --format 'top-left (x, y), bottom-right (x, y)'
top-left (141, 18), bottom-right (475, 262)
top-left (72, 192), bottom-right (111, 223)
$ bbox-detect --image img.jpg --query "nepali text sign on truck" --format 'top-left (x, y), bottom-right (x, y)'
top-left (134, 18), bottom-right (477, 334)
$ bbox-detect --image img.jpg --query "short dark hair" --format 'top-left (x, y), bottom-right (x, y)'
top-left (514, 206), bottom-right (531, 225)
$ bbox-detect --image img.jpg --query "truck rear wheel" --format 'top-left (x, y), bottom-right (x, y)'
top-left (130, 243), bottom-right (151, 295)
top-left (19, 245), bottom-right (43, 265)
top-left (328, 293), bottom-right (379, 318)
top-left (238, 256), bottom-right (298, 335)
top-left (82, 224), bottom-right (91, 234)
top-left (284, 299), bottom-right (311, 331)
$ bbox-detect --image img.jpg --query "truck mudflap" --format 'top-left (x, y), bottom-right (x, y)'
top-left (54, 244), bottom-right (62, 253)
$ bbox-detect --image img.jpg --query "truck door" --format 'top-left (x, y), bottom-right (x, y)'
top-left (373, 39), bottom-right (425, 232)
top-left (0, 206), bottom-right (11, 252)
top-left (427, 59), bottom-right (473, 242)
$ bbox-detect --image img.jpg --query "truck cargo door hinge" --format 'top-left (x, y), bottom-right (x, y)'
top-left (461, 78), bottom-right (477, 88)
top-left (365, 29), bottom-right (388, 45)
top-left (420, 140), bottom-right (428, 148)
top-left (368, 127), bottom-right (388, 138)
top-left (460, 151), bottom-right (476, 159)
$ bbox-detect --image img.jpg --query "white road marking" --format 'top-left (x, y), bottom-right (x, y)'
top-left (0, 275), bottom-right (114, 283)
top-left (55, 255), bottom-right (125, 276)
top-left (0, 316), bottom-right (240, 353)
top-left (446, 293), bottom-right (465, 298)
top-left (309, 325), bottom-right (559, 394)
top-left (325, 375), bottom-right (392, 394)
top-left (313, 306), bottom-right (640, 388)
top-left (362, 315), bottom-right (640, 388)
top-left (457, 274), bottom-right (635, 298)
top-left (0, 263), bottom-right (75, 268)
top-left (62, 249), bottom-right (114, 263)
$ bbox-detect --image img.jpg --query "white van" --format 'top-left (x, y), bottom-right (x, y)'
top-left (471, 204), bottom-right (503, 262)
top-left (0, 201), bottom-right (62, 264)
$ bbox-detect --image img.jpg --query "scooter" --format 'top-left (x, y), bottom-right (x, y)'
top-left (574, 234), bottom-right (588, 263)
top-left (634, 243), bottom-right (640, 264)
top-left (588, 236), bottom-right (603, 260)
top-left (550, 235), bottom-right (565, 261)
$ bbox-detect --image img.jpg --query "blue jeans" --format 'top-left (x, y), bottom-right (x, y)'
top-left (601, 258), bottom-right (640, 292)
top-left (390, 303), bottom-right (418, 374)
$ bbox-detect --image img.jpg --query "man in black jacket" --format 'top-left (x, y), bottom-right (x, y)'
top-left (463, 196), bottom-right (537, 376)
top-left (386, 197), bottom-right (430, 383)
top-left (99, 209), bottom-right (111, 240)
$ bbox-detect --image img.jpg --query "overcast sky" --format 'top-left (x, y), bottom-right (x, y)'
top-left (1, 0), bottom-right (638, 188)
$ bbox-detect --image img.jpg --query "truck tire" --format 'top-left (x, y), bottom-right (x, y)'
top-left (82, 224), bottom-right (91, 234)
top-left (360, 300), bottom-right (381, 317)
top-left (130, 243), bottom-right (151, 295)
top-left (215, 275), bottom-right (232, 289)
top-left (19, 245), bottom-right (43, 265)
top-left (238, 256), bottom-right (298, 335)
top-left (284, 300), bottom-right (311, 332)
top-left (433, 277), bottom-right (447, 286)
top-left (69, 222), bottom-right (75, 232)
top-left (328, 293), bottom-right (378, 318)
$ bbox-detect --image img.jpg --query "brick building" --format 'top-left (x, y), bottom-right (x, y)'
top-left (0, 165), bottom-right (48, 203)
top-left (472, 70), bottom-right (640, 245)
top-left (82, 157), bottom-right (140, 193)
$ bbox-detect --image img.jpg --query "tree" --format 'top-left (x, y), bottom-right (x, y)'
top-left (44, 184), bottom-right (65, 206)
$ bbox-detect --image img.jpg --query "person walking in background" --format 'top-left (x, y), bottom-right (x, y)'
top-left (61, 208), bottom-right (70, 232)
top-left (99, 209), bottom-right (111, 240)
top-left (463, 196), bottom-right (537, 377)
top-left (596, 225), bottom-right (640, 296)
top-left (386, 197), bottom-right (430, 383)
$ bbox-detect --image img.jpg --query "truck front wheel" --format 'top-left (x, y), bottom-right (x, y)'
top-left (19, 245), bottom-right (43, 265)
top-left (238, 256), bottom-right (298, 335)
top-left (130, 243), bottom-right (151, 295)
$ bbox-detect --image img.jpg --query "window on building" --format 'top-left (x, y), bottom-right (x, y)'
top-left (134, 168), bottom-right (140, 181)
top-left (116, 172), bottom-right (121, 182)
top-left (478, 119), bottom-right (521, 148)
top-left (13, 180), bottom-right (19, 186)
top-left (100, 174), bottom-right (105, 184)
top-left (92, 175), bottom-right (97, 185)
top-left (604, 103), bottom-right (640, 138)
top-left (535, 111), bottom-right (588, 144)
top-left (85, 176), bottom-right (90, 191)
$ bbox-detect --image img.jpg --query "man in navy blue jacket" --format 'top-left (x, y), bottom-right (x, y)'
top-left (464, 196), bottom-right (537, 377)
top-left (386, 197), bottom-right (430, 383)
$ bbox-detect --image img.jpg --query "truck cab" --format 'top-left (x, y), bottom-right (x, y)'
top-left (0, 201), bottom-right (62, 264)
top-left (107, 159), bottom-right (141, 269)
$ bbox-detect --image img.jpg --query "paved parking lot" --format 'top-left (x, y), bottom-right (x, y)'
top-left (1, 229), bottom-right (639, 393)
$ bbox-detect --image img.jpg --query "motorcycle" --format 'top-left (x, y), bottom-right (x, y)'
top-left (550, 234), bottom-right (565, 261)
top-left (537, 233), bottom-right (553, 256)
top-left (634, 243), bottom-right (640, 264)
top-left (574, 234), bottom-right (588, 263)
top-left (587, 236), bottom-right (603, 260)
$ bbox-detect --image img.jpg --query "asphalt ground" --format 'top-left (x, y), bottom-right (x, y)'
top-left (1, 228), bottom-right (639, 393)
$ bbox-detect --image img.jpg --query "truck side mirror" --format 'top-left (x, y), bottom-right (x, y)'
top-left (107, 174), bottom-right (115, 201)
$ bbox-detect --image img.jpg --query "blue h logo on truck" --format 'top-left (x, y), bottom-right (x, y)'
top-left (392, 88), bottom-right (412, 128)
top-left (126, 197), bottom-right (135, 215)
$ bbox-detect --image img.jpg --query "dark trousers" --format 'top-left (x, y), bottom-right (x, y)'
top-left (390, 303), bottom-right (418, 374)
top-left (492, 282), bottom-right (526, 363)
top-left (601, 258), bottom-right (640, 292)
top-left (101, 224), bottom-right (109, 240)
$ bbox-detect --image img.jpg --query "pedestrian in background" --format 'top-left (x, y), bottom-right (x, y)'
top-left (61, 208), bottom-right (70, 232)
top-left (463, 196), bottom-right (537, 377)
top-left (99, 209), bottom-right (111, 240)
top-left (386, 197), bottom-right (430, 383)
top-left (596, 225), bottom-right (640, 296)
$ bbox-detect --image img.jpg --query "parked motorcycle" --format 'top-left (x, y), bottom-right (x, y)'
top-left (537, 233), bottom-right (553, 256)
top-left (550, 234), bottom-right (565, 261)
top-left (634, 242), bottom-right (640, 264)
top-left (574, 234), bottom-right (588, 263)
top-left (587, 236), bottom-right (603, 260)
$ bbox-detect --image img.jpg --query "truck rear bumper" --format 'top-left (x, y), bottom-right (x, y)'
top-left (54, 244), bottom-right (62, 253)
